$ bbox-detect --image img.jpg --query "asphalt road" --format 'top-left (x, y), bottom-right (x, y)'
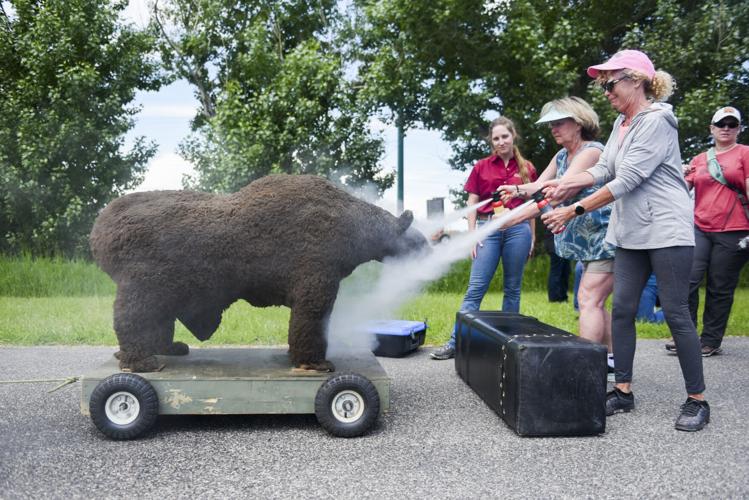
top-left (1, 339), bottom-right (747, 499)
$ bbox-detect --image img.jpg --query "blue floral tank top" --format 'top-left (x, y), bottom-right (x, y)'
top-left (553, 142), bottom-right (615, 261)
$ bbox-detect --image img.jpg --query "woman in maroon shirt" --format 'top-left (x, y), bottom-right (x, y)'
top-left (432, 116), bottom-right (537, 360)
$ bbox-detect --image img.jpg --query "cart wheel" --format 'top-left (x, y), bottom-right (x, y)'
top-left (314, 373), bottom-right (380, 437)
top-left (89, 373), bottom-right (159, 440)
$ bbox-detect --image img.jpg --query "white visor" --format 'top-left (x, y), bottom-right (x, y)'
top-left (536, 106), bottom-right (575, 124)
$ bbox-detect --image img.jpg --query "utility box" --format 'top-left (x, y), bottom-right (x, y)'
top-left (455, 311), bottom-right (607, 437)
top-left (426, 197), bottom-right (445, 220)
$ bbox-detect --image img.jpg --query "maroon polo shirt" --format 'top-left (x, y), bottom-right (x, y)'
top-left (464, 155), bottom-right (537, 214)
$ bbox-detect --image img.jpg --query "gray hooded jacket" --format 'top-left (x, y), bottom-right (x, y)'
top-left (588, 103), bottom-right (694, 249)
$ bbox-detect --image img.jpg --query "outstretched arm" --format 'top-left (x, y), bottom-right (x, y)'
top-left (499, 155), bottom-right (558, 202)
top-left (541, 185), bottom-right (615, 234)
top-left (543, 171), bottom-right (597, 204)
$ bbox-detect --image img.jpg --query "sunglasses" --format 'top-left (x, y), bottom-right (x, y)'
top-left (713, 120), bottom-right (740, 129)
top-left (600, 76), bottom-right (630, 93)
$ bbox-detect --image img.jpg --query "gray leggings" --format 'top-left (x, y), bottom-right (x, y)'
top-left (613, 246), bottom-right (705, 394)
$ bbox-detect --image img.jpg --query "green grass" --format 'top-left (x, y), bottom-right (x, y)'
top-left (3, 252), bottom-right (749, 296)
top-left (0, 254), bottom-right (115, 297)
top-left (0, 296), bottom-right (290, 346)
top-left (2, 290), bottom-right (748, 347)
top-left (1, 254), bottom-right (747, 346)
top-left (0, 253), bottom-right (577, 296)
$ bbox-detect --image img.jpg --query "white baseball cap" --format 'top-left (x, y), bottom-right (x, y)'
top-left (711, 106), bottom-right (741, 124)
top-left (535, 106), bottom-right (574, 124)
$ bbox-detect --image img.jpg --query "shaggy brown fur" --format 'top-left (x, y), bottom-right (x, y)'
top-left (90, 174), bottom-right (428, 372)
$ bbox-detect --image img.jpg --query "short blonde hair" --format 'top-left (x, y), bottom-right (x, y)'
top-left (540, 97), bottom-right (600, 140)
top-left (596, 69), bottom-right (675, 102)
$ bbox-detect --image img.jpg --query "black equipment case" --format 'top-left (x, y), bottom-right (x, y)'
top-left (455, 311), bottom-right (606, 436)
top-left (367, 320), bottom-right (427, 357)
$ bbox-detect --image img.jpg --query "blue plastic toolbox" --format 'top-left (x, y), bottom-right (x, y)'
top-left (366, 320), bottom-right (427, 357)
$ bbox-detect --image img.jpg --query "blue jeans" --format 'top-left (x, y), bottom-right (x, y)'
top-left (548, 251), bottom-right (570, 302)
top-left (447, 221), bottom-right (532, 347)
top-left (636, 274), bottom-right (665, 323)
top-left (573, 261), bottom-right (583, 311)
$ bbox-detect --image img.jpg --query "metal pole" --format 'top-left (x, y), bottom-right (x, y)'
top-left (397, 123), bottom-right (404, 214)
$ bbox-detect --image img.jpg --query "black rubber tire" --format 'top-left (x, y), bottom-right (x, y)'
top-left (314, 373), bottom-right (380, 437)
top-left (89, 373), bottom-right (159, 440)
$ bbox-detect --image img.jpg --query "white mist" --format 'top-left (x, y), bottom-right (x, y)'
top-left (326, 199), bottom-right (535, 356)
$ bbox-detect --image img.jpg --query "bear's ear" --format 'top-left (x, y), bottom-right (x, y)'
top-left (397, 210), bottom-right (413, 233)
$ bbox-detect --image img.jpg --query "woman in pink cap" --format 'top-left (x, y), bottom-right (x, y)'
top-left (664, 106), bottom-right (749, 357)
top-left (540, 50), bottom-right (710, 431)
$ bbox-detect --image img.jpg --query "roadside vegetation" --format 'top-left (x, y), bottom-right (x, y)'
top-left (2, 255), bottom-right (747, 347)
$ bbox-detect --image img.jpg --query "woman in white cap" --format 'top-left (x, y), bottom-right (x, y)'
top-left (498, 97), bottom-right (616, 372)
top-left (665, 106), bottom-right (749, 356)
top-left (541, 49), bottom-right (710, 431)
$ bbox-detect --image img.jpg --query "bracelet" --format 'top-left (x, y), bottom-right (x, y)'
top-left (516, 185), bottom-right (520, 195)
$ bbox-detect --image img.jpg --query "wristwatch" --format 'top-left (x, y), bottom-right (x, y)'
top-left (573, 202), bottom-right (586, 216)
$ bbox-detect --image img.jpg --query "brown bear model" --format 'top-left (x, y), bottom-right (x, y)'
top-left (90, 174), bottom-right (428, 373)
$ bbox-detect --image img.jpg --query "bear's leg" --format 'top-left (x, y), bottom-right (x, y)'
top-left (287, 290), bottom-right (337, 372)
top-left (116, 324), bottom-right (188, 358)
top-left (159, 340), bottom-right (190, 356)
top-left (154, 321), bottom-right (190, 356)
top-left (112, 284), bottom-right (176, 372)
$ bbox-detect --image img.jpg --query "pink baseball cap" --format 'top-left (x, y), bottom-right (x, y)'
top-left (587, 50), bottom-right (656, 79)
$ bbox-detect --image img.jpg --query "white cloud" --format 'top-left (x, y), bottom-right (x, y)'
top-left (137, 103), bottom-right (198, 118)
top-left (131, 153), bottom-right (195, 192)
top-left (121, 0), bottom-right (151, 28)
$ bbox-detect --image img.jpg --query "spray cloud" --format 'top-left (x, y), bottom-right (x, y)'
top-left (326, 198), bottom-right (534, 356)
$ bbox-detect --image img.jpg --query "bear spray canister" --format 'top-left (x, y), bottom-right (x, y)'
top-left (532, 189), bottom-right (565, 232)
top-left (490, 191), bottom-right (506, 216)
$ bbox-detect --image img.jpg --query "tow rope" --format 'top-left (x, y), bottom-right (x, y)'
top-left (0, 376), bottom-right (80, 392)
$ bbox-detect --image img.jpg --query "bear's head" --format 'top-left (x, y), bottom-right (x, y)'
top-left (383, 210), bottom-right (430, 259)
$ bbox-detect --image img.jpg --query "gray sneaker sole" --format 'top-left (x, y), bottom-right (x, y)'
top-left (606, 406), bottom-right (634, 417)
top-left (675, 416), bottom-right (710, 432)
top-left (665, 346), bottom-right (723, 357)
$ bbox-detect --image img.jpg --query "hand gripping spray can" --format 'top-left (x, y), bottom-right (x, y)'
top-left (532, 189), bottom-right (565, 232)
top-left (490, 190), bottom-right (505, 216)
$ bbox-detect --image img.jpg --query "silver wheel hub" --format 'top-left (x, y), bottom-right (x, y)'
top-left (331, 390), bottom-right (365, 423)
top-left (104, 391), bottom-right (141, 425)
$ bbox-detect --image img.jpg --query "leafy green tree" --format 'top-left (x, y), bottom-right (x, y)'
top-left (351, 0), bottom-right (748, 206)
top-left (348, 0), bottom-right (495, 160)
top-left (0, 0), bottom-right (163, 256)
top-left (619, 0), bottom-right (749, 159)
top-left (153, 0), bottom-right (392, 194)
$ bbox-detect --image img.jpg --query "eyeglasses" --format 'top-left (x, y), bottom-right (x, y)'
top-left (712, 120), bottom-right (740, 129)
top-left (600, 76), bottom-right (630, 93)
top-left (548, 120), bottom-right (570, 129)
